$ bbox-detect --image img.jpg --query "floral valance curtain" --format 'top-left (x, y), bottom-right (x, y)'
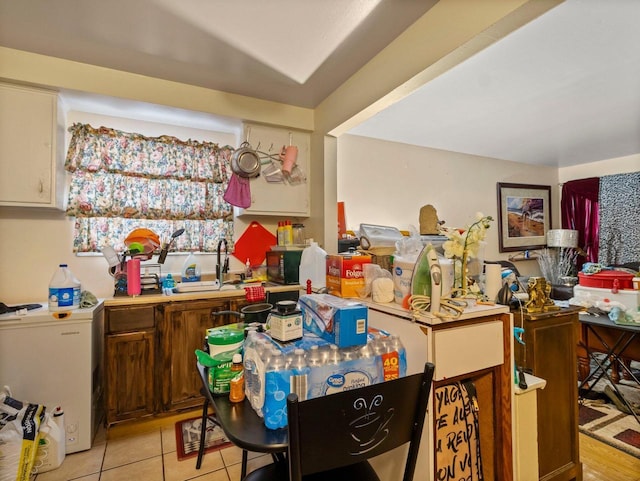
top-left (65, 123), bottom-right (235, 253)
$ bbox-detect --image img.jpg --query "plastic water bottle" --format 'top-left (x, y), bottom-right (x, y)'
top-left (341, 346), bottom-right (359, 361)
top-left (290, 349), bottom-right (308, 374)
top-left (289, 348), bottom-right (309, 401)
top-left (48, 264), bottom-right (81, 312)
top-left (267, 350), bottom-right (285, 372)
top-left (389, 335), bottom-right (404, 353)
top-left (359, 342), bottom-right (373, 359)
top-left (326, 344), bottom-right (342, 365)
top-left (298, 241), bottom-right (327, 291)
top-left (372, 333), bottom-right (387, 355)
top-left (243, 331), bottom-right (257, 399)
top-left (306, 345), bottom-right (323, 367)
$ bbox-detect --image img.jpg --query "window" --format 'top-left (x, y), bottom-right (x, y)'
top-left (65, 123), bottom-right (234, 253)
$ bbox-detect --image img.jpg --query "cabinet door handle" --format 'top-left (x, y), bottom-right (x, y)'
top-left (39, 180), bottom-right (43, 193)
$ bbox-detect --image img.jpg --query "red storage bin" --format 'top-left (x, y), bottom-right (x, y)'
top-left (578, 271), bottom-right (634, 289)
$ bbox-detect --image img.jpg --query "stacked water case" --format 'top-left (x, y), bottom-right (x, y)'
top-left (243, 328), bottom-right (406, 430)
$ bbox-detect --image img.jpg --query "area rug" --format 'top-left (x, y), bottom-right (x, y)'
top-left (175, 415), bottom-right (233, 461)
top-left (579, 401), bottom-right (640, 458)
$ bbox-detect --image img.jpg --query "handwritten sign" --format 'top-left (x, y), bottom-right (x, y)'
top-left (434, 382), bottom-right (483, 481)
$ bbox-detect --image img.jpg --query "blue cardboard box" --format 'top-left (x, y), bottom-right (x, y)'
top-left (298, 293), bottom-right (368, 347)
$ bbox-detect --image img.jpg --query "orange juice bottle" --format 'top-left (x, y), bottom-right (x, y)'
top-left (229, 353), bottom-right (245, 403)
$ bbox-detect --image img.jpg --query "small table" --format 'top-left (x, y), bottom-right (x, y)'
top-left (210, 395), bottom-right (288, 477)
top-left (578, 313), bottom-right (640, 424)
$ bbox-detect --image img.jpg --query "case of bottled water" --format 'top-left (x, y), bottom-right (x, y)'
top-left (243, 327), bottom-right (406, 430)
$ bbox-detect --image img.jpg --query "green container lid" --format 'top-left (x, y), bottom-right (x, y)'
top-left (207, 327), bottom-right (244, 345)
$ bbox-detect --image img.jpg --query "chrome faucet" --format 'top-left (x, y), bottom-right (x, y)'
top-left (216, 238), bottom-right (229, 286)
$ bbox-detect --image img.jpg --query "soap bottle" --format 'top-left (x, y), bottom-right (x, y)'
top-left (163, 273), bottom-right (176, 293)
top-left (283, 221), bottom-right (293, 246)
top-left (245, 258), bottom-right (253, 279)
top-left (182, 252), bottom-right (201, 282)
top-left (276, 221), bottom-right (284, 246)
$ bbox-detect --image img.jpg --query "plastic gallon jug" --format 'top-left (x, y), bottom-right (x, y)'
top-left (48, 264), bottom-right (81, 312)
top-left (181, 252), bottom-right (201, 282)
top-left (298, 241), bottom-right (327, 291)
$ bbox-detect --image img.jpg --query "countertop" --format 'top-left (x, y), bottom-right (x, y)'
top-left (364, 298), bottom-right (509, 325)
top-left (104, 283), bottom-right (301, 307)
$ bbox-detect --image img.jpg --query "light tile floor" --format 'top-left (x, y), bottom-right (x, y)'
top-left (34, 410), bottom-right (274, 481)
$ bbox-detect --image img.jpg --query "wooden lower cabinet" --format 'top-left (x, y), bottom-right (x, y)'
top-left (159, 299), bottom-right (230, 412)
top-left (105, 305), bottom-right (157, 424)
top-left (106, 330), bottom-right (155, 423)
top-left (105, 294), bottom-right (280, 425)
top-left (514, 306), bottom-right (583, 481)
top-left (103, 287), bottom-right (326, 424)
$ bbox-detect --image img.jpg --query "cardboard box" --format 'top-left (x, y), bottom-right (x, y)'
top-left (326, 253), bottom-right (371, 298)
top-left (298, 293), bottom-right (368, 347)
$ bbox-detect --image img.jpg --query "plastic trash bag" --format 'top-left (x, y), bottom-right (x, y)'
top-left (0, 388), bottom-right (45, 481)
top-left (358, 263), bottom-right (392, 300)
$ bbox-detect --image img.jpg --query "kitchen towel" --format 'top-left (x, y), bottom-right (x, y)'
top-left (484, 264), bottom-right (502, 302)
top-left (223, 173), bottom-right (251, 208)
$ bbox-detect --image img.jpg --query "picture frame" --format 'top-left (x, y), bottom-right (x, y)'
top-left (496, 182), bottom-right (552, 252)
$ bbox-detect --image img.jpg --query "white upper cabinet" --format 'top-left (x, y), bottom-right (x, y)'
top-left (235, 123), bottom-right (310, 217)
top-left (0, 82), bottom-right (64, 208)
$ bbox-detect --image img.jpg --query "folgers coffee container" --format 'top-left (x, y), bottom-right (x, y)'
top-left (326, 253), bottom-right (371, 298)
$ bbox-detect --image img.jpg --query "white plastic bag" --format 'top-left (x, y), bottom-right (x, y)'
top-left (358, 263), bottom-right (392, 299)
top-left (0, 388), bottom-right (45, 481)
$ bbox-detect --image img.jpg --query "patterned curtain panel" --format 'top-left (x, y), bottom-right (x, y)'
top-left (598, 172), bottom-right (640, 265)
top-left (65, 123), bottom-right (235, 253)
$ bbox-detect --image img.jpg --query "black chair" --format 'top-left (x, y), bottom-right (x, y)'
top-left (195, 362), bottom-right (249, 475)
top-left (244, 362), bottom-right (435, 481)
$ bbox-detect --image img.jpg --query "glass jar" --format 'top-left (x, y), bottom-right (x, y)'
top-left (292, 223), bottom-right (305, 245)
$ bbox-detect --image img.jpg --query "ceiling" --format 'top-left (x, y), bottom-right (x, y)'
top-left (1, 0), bottom-right (639, 168)
top-left (0, 0), bottom-right (434, 108)
top-left (350, 0), bottom-right (640, 168)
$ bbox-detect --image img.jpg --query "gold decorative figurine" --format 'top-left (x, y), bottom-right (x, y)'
top-left (524, 277), bottom-right (560, 313)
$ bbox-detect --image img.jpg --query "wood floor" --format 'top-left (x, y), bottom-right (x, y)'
top-left (580, 433), bottom-right (640, 481)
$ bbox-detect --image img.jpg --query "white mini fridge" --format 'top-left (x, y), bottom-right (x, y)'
top-left (0, 302), bottom-right (104, 453)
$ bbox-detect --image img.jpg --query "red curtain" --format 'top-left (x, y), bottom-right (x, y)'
top-left (561, 178), bottom-right (599, 269)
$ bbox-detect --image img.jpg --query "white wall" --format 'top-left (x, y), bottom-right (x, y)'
top-left (0, 111), bottom-right (244, 303)
top-left (337, 134), bottom-right (560, 276)
top-left (558, 153), bottom-right (639, 183)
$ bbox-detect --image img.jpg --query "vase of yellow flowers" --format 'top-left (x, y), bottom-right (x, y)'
top-left (441, 213), bottom-right (493, 294)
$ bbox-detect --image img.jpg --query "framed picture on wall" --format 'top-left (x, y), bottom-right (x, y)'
top-left (496, 182), bottom-right (552, 252)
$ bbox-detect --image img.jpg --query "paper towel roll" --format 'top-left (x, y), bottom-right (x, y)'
top-left (484, 264), bottom-right (502, 302)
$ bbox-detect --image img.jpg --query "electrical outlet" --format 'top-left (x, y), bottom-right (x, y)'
top-left (66, 423), bottom-right (78, 444)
